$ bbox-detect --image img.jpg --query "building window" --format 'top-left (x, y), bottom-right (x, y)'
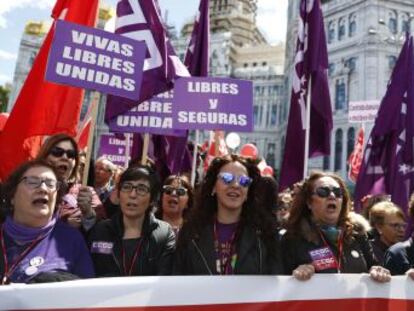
top-left (328, 21), bottom-right (335, 43)
top-left (335, 79), bottom-right (346, 110)
top-left (349, 14), bottom-right (357, 37)
top-left (253, 105), bottom-right (259, 126)
top-left (338, 18), bottom-right (346, 41)
top-left (266, 143), bottom-right (276, 168)
top-left (328, 63), bottom-right (335, 77)
top-left (270, 104), bottom-right (277, 126)
top-left (388, 11), bottom-right (398, 34)
top-left (388, 55), bottom-right (397, 69)
top-left (347, 127), bottom-right (355, 158)
top-left (401, 14), bottom-right (411, 33)
top-left (323, 156), bottom-right (330, 170)
top-left (345, 57), bottom-right (357, 73)
top-left (335, 129), bottom-right (343, 172)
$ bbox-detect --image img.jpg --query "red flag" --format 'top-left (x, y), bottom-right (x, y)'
top-left (77, 119), bottom-right (91, 151)
top-left (202, 131), bottom-right (228, 171)
top-left (0, 0), bottom-right (98, 179)
top-left (348, 126), bottom-right (365, 183)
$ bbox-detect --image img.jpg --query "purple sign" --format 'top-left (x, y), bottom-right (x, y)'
top-left (172, 77), bottom-right (253, 132)
top-left (46, 20), bottom-right (145, 100)
top-left (98, 133), bottom-right (133, 167)
top-left (108, 90), bottom-right (187, 137)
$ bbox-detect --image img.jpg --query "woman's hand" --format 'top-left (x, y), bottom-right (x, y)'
top-left (369, 266), bottom-right (391, 283)
top-left (77, 186), bottom-right (94, 217)
top-left (406, 268), bottom-right (414, 280)
top-left (293, 264), bottom-right (315, 281)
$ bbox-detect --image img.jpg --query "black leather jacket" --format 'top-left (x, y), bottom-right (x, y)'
top-left (88, 212), bottom-right (176, 277)
top-left (173, 224), bottom-right (283, 275)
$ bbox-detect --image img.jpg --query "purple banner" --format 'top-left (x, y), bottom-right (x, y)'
top-left (172, 77), bottom-right (253, 132)
top-left (46, 20), bottom-right (145, 100)
top-left (98, 133), bottom-right (133, 167)
top-left (108, 90), bottom-right (186, 137)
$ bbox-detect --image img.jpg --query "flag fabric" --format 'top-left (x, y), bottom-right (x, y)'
top-left (165, 0), bottom-right (210, 174)
top-left (0, 0), bottom-right (99, 180)
top-left (279, 0), bottom-right (333, 191)
top-left (354, 36), bottom-right (414, 211)
top-left (105, 0), bottom-right (189, 122)
top-left (202, 131), bottom-right (228, 172)
top-left (348, 126), bottom-right (365, 183)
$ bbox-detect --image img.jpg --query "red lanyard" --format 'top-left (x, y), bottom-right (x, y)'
top-left (0, 226), bottom-right (44, 284)
top-left (317, 228), bottom-right (344, 273)
top-left (213, 220), bottom-right (239, 275)
top-left (121, 238), bottom-right (144, 276)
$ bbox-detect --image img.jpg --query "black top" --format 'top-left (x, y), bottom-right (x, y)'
top-left (384, 238), bottom-right (414, 275)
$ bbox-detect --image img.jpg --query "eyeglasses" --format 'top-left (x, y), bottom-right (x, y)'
top-left (49, 146), bottom-right (77, 159)
top-left (120, 183), bottom-right (150, 196)
top-left (313, 186), bottom-right (343, 198)
top-left (217, 172), bottom-right (252, 188)
top-left (20, 176), bottom-right (60, 191)
top-left (385, 223), bottom-right (407, 231)
top-left (163, 185), bottom-right (188, 196)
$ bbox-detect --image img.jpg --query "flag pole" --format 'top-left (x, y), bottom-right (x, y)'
top-left (214, 130), bottom-right (219, 157)
top-left (191, 130), bottom-right (199, 187)
top-left (141, 133), bottom-right (150, 165)
top-left (303, 77), bottom-right (312, 180)
top-left (82, 91), bottom-right (100, 186)
top-left (124, 133), bottom-right (131, 168)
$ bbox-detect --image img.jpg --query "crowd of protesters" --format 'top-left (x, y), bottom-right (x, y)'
top-left (0, 133), bottom-right (414, 285)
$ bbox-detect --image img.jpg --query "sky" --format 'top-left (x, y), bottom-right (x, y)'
top-left (0, 0), bottom-right (288, 86)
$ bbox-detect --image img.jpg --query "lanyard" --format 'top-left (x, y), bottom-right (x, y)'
top-left (213, 220), bottom-right (239, 275)
top-left (317, 228), bottom-right (344, 273)
top-left (0, 226), bottom-right (44, 285)
top-left (121, 238), bottom-right (143, 276)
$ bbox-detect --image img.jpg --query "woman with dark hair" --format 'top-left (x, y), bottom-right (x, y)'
top-left (88, 165), bottom-right (176, 277)
top-left (282, 171), bottom-right (390, 282)
top-left (0, 160), bottom-right (94, 284)
top-left (173, 155), bottom-right (282, 275)
top-left (155, 175), bottom-right (193, 236)
top-left (36, 133), bottom-right (105, 229)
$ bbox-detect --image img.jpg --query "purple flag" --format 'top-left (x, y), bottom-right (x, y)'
top-left (354, 36), bottom-right (414, 212)
top-left (105, 0), bottom-right (189, 122)
top-left (166, 0), bottom-right (210, 174)
top-left (279, 0), bottom-right (333, 190)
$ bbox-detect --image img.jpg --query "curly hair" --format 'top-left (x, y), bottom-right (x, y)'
top-left (286, 171), bottom-right (354, 242)
top-left (178, 154), bottom-right (278, 254)
top-left (36, 133), bottom-right (79, 182)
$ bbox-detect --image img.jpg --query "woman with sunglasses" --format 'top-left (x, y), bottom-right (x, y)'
top-left (174, 155), bottom-right (282, 275)
top-left (0, 160), bottom-right (94, 284)
top-left (88, 165), bottom-right (175, 277)
top-left (36, 134), bottom-right (105, 229)
top-left (281, 171), bottom-right (390, 282)
top-left (155, 175), bottom-right (193, 237)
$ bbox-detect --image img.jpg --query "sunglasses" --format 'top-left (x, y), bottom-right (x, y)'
top-left (313, 186), bottom-right (343, 198)
top-left (217, 172), bottom-right (252, 188)
top-left (49, 146), bottom-right (77, 159)
top-left (163, 185), bottom-right (188, 196)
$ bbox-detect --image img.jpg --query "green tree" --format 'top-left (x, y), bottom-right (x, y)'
top-left (0, 85), bottom-right (10, 112)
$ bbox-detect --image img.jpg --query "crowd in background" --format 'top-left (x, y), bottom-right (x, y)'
top-left (0, 133), bottom-right (413, 285)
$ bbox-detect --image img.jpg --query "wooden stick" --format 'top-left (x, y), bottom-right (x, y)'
top-left (141, 133), bottom-right (150, 165)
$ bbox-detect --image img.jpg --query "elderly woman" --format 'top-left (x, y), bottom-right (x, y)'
top-left (0, 160), bottom-right (94, 284)
top-left (369, 201), bottom-right (406, 264)
top-left (88, 165), bottom-right (175, 277)
top-left (384, 194), bottom-right (414, 278)
top-left (281, 171), bottom-right (390, 282)
top-left (155, 175), bottom-right (193, 236)
top-left (173, 155), bottom-right (283, 275)
top-left (36, 134), bottom-right (105, 229)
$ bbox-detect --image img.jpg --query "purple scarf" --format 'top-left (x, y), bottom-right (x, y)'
top-left (3, 216), bottom-right (57, 244)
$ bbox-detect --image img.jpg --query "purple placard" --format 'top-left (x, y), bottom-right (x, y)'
top-left (46, 20), bottom-right (145, 100)
top-left (172, 77), bottom-right (253, 132)
top-left (108, 90), bottom-right (187, 137)
top-left (98, 133), bottom-right (133, 167)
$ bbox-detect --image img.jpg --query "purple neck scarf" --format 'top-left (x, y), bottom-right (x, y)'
top-left (3, 216), bottom-right (57, 244)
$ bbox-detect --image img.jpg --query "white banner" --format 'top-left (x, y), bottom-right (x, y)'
top-left (0, 275), bottom-right (413, 310)
top-left (348, 100), bottom-right (380, 123)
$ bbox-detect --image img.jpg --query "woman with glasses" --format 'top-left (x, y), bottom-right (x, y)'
top-left (369, 202), bottom-right (406, 264)
top-left (173, 155), bottom-right (283, 275)
top-left (0, 160), bottom-right (94, 284)
top-left (88, 165), bottom-right (175, 277)
top-left (155, 175), bottom-right (193, 237)
top-left (281, 171), bottom-right (390, 282)
top-left (36, 134), bottom-right (105, 229)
